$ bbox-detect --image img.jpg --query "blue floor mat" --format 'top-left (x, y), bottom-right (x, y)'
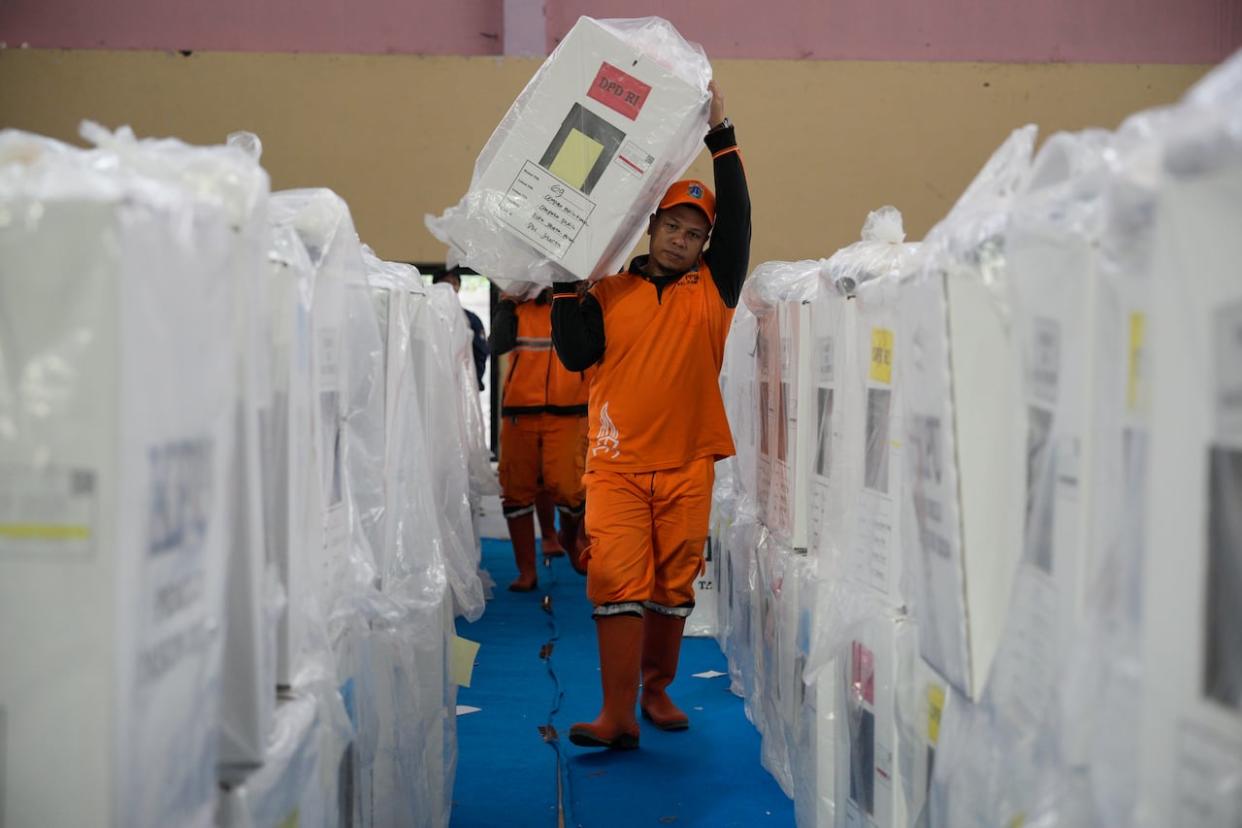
top-left (452, 538), bottom-right (794, 828)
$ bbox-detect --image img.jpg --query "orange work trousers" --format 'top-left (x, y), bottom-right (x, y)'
top-left (583, 457), bottom-right (714, 614)
top-left (499, 414), bottom-right (588, 515)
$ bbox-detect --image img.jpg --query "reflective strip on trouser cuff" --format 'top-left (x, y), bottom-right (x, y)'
top-left (593, 602), bottom-right (645, 618)
top-left (555, 503), bottom-right (585, 518)
top-left (643, 601), bottom-right (695, 618)
top-left (503, 504), bottom-right (536, 518)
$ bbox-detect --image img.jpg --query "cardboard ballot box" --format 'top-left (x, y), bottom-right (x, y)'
top-left (431, 17), bottom-right (710, 290)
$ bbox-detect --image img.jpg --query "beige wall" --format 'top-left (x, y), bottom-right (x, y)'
top-left (0, 50), bottom-right (1210, 265)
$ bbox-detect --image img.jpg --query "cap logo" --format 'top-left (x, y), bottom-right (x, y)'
top-left (688, 184), bottom-right (703, 199)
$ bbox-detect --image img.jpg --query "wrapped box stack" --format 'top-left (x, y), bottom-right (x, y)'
top-left (0, 126), bottom-right (496, 828)
top-left (713, 51), bottom-right (1242, 828)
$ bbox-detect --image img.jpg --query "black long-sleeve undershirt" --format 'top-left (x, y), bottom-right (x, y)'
top-left (488, 298), bottom-right (518, 355)
top-left (552, 123), bottom-right (750, 373)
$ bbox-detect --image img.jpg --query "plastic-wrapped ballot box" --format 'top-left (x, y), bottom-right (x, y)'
top-left (989, 132), bottom-right (1122, 732)
top-left (744, 262), bottom-right (819, 552)
top-left (409, 287), bottom-right (487, 621)
top-left (430, 16), bottom-right (710, 290)
top-left (1133, 82), bottom-right (1242, 827)
top-left (900, 129), bottom-right (1033, 701)
top-left (269, 190), bottom-right (359, 617)
top-left (806, 284), bottom-right (858, 568)
top-left (845, 275), bottom-right (907, 606)
top-left (756, 301), bottom-right (815, 551)
top-left (837, 613), bottom-right (916, 828)
top-left (262, 225), bottom-right (316, 689)
top-left (0, 140), bottom-right (234, 827)
top-left (75, 125), bottom-right (279, 779)
top-left (367, 597), bottom-right (455, 827)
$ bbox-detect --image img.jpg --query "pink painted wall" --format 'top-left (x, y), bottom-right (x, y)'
top-left (2, 0), bottom-right (1238, 62)
top-left (0, 0), bottom-right (505, 55)
top-left (546, 0), bottom-right (1242, 63)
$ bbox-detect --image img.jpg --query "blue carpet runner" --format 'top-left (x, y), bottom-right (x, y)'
top-left (452, 538), bottom-right (794, 827)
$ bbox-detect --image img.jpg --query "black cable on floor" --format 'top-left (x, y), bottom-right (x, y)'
top-left (536, 553), bottom-right (575, 828)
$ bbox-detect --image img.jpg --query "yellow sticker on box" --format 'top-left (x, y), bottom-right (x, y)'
top-left (870, 328), bottom-right (894, 384)
top-left (548, 128), bottom-right (604, 190)
top-left (1127, 312), bottom-right (1146, 412)
top-left (451, 635), bottom-right (481, 688)
top-left (0, 523), bottom-right (91, 540)
top-left (927, 683), bottom-right (945, 745)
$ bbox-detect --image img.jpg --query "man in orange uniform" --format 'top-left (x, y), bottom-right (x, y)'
top-left (490, 288), bottom-right (591, 591)
top-left (551, 80), bottom-right (749, 749)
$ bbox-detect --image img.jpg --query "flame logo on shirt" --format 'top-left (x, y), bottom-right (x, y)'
top-left (593, 402), bottom-right (621, 459)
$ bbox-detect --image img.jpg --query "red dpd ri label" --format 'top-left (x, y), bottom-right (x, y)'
top-left (587, 62), bottom-right (651, 121)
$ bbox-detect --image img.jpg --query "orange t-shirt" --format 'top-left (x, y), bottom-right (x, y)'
top-left (586, 260), bottom-right (735, 472)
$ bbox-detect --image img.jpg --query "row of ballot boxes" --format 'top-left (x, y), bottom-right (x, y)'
top-left (0, 126), bottom-right (494, 827)
top-left (707, 48), bottom-right (1242, 828)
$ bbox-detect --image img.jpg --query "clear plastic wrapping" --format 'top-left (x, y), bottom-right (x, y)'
top-left (1127, 52), bottom-right (1242, 827)
top-left (426, 16), bottom-right (711, 294)
top-left (0, 130), bottom-right (237, 826)
top-left (219, 693), bottom-right (322, 828)
top-left (898, 127), bottom-right (1036, 701)
top-left (414, 285), bottom-right (488, 621)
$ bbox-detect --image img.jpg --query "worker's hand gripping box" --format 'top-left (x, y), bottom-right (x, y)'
top-left (429, 17), bottom-right (711, 293)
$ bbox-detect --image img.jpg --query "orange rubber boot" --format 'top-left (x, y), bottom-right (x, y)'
top-left (505, 511), bottom-right (539, 592)
top-left (640, 612), bottom-right (690, 730)
top-left (536, 491), bottom-right (564, 556)
top-left (569, 614), bottom-right (642, 749)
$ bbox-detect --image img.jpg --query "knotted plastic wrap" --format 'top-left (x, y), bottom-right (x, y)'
top-left (426, 16), bottom-right (711, 295)
top-left (0, 129), bottom-right (237, 826)
top-left (822, 206), bottom-right (919, 297)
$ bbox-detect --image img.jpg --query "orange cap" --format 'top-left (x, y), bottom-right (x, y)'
top-left (658, 179), bottom-right (716, 225)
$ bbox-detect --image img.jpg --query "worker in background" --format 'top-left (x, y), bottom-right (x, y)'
top-left (551, 80), bottom-right (749, 750)
top-left (433, 265), bottom-right (489, 391)
top-left (490, 288), bottom-right (591, 591)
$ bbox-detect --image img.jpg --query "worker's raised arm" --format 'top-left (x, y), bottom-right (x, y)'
top-left (702, 81), bottom-right (751, 309)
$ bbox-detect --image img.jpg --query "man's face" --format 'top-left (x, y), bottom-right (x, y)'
top-left (647, 205), bottom-right (710, 276)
